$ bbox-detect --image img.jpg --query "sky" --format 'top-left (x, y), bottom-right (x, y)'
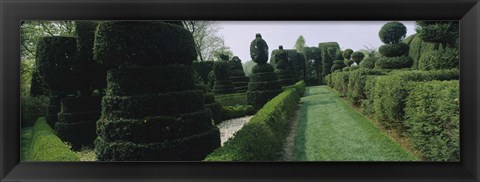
top-left (217, 21), bottom-right (416, 62)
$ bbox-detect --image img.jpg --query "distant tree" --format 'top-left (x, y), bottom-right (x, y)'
top-left (294, 35), bottom-right (305, 53)
top-left (183, 21), bottom-right (225, 61)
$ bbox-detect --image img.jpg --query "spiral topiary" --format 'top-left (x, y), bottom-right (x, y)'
top-left (247, 34), bottom-right (282, 110)
top-left (94, 21), bottom-right (220, 161)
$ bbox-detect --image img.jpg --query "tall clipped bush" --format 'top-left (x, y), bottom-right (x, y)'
top-left (273, 46), bottom-right (296, 87)
top-left (94, 21), bottom-right (220, 161)
top-left (228, 56), bottom-right (249, 92)
top-left (247, 33), bottom-right (282, 110)
top-left (376, 22), bottom-right (413, 69)
top-left (319, 42), bottom-right (340, 82)
top-left (351, 51), bottom-right (365, 64)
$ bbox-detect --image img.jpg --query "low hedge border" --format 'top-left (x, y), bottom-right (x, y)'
top-left (29, 117), bottom-right (79, 161)
top-left (204, 80), bottom-right (305, 161)
top-left (215, 92), bottom-right (247, 106)
top-left (221, 105), bottom-right (256, 121)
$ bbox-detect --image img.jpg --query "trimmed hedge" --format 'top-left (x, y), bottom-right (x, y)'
top-left (404, 80), bottom-right (459, 161)
top-left (247, 64), bottom-right (282, 110)
top-left (351, 51), bottom-right (365, 64)
top-left (359, 57), bottom-right (377, 69)
top-left (319, 42), bottom-right (341, 80)
top-left (418, 48), bottom-right (459, 70)
top-left (205, 81), bottom-right (304, 161)
top-left (347, 68), bottom-right (386, 105)
top-left (192, 61), bottom-right (214, 83)
top-left (215, 92), bottom-right (247, 106)
top-left (379, 42), bottom-right (409, 57)
top-left (29, 117), bottom-right (79, 161)
top-left (373, 69), bottom-right (459, 130)
top-left (93, 21), bottom-right (197, 67)
top-left (330, 71), bottom-right (350, 96)
top-left (375, 56), bottom-right (413, 69)
top-left (221, 105), bottom-right (256, 121)
top-left (360, 75), bottom-right (382, 117)
top-left (406, 34), bottom-right (439, 69)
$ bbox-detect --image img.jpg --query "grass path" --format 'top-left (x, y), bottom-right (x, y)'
top-left (292, 86), bottom-right (417, 161)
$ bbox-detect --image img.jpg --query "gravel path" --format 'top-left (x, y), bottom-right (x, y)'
top-left (216, 115), bottom-right (253, 146)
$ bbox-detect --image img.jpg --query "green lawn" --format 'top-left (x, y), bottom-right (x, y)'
top-left (292, 86), bottom-right (417, 161)
top-left (21, 127), bottom-right (33, 161)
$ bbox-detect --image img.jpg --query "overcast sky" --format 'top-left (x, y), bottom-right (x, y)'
top-left (217, 21), bottom-right (416, 62)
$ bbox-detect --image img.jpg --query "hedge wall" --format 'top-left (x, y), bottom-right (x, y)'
top-left (404, 80), bottom-right (459, 161)
top-left (29, 118), bottom-right (80, 161)
top-left (204, 81), bottom-right (305, 161)
top-left (373, 69), bottom-right (459, 130)
top-left (347, 68), bottom-right (386, 105)
top-left (329, 71), bottom-right (350, 96)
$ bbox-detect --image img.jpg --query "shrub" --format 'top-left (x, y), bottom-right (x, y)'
top-left (375, 56), bottom-right (413, 69)
top-left (29, 118), bottom-right (80, 161)
top-left (360, 75), bottom-right (382, 117)
top-left (373, 69), bottom-right (459, 130)
top-left (205, 87), bottom-right (300, 161)
top-left (221, 105), bottom-right (256, 121)
top-left (343, 48), bottom-right (354, 60)
top-left (347, 68), bottom-right (386, 105)
top-left (329, 71), bottom-right (350, 96)
top-left (192, 61), bottom-right (214, 83)
top-left (404, 80), bottom-right (459, 161)
top-left (378, 21), bottom-right (407, 44)
top-left (212, 61), bottom-right (236, 94)
top-left (351, 51), bottom-right (365, 64)
top-left (29, 70), bottom-right (49, 97)
top-left (406, 34), bottom-right (439, 69)
top-left (93, 21), bottom-right (197, 67)
top-left (21, 95), bottom-right (49, 127)
top-left (418, 48), bottom-right (459, 70)
top-left (247, 63), bottom-right (282, 110)
top-left (378, 42), bottom-right (409, 57)
top-left (215, 92), bottom-right (248, 106)
top-left (359, 57), bottom-right (377, 69)
top-left (416, 21), bottom-right (459, 46)
top-left (319, 42), bottom-right (341, 80)
top-left (250, 33), bottom-right (269, 64)
top-left (282, 80), bottom-right (306, 97)
top-left (342, 67), bottom-right (350, 72)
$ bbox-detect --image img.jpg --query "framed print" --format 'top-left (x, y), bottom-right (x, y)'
top-left (1, 0), bottom-right (479, 181)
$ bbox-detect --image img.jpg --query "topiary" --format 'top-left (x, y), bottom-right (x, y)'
top-left (359, 57), bottom-right (377, 69)
top-left (212, 61), bottom-right (235, 94)
top-left (93, 21), bottom-right (197, 68)
top-left (418, 48), bottom-right (459, 70)
top-left (378, 21), bottom-right (407, 44)
top-left (343, 48), bottom-right (354, 60)
top-left (351, 51), bottom-right (365, 64)
top-left (213, 61), bottom-right (230, 81)
top-left (375, 56), bottom-right (413, 69)
top-left (416, 21), bottom-right (458, 47)
top-left (250, 33), bottom-right (269, 64)
top-left (273, 46), bottom-right (296, 87)
top-left (319, 42), bottom-right (341, 81)
top-left (379, 42), bottom-right (409, 57)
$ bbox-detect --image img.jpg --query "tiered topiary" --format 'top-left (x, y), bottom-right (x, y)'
top-left (330, 47), bottom-right (346, 72)
top-left (35, 36), bottom-right (78, 127)
top-left (319, 42), bottom-right (341, 81)
top-left (416, 21), bottom-right (459, 70)
top-left (273, 46), bottom-right (297, 86)
top-left (54, 21), bottom-right (103, 150)
top-left (247, 33), bottom-right (282, 110)
top-left (228, 56), bottom-right (249, 92)
top-left (212, 60), bottom-right (236, 94)
top-left (375, 22), bottom-right (413, 69)
top-left (93, 21), bottom-right (220, 161)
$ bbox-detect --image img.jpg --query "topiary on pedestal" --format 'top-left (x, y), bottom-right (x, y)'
top-left (247, 33), bottom-right (282, 110)
top-left (94, 21), bottom-right (220, 161)
top-left (273, 46), bottom-right (297, 86)
top-left (375, 22), bottom-right (413, 69)
top-left (228, 56), bottom-right (249, 93)
top-left (54, 21), bottom-right (103, 150)
top-left (212, 60), bottom-right (236, 94)
top-left (35, 36), bottom-right (78, 127)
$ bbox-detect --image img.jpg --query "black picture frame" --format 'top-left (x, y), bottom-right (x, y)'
top-left (1, 0), bottom-right (479, 181)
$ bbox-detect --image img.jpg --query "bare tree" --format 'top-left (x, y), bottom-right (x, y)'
top-left (183, 21), bottom-right (225, 61)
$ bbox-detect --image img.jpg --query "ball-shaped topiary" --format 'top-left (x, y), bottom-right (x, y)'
top-left (379, 22), bottom-right (407, 44)
top-left (379, 42), bottom-right (409, 57)
top-left (343, 49), bottom-right (354, 60)
top-left (359, 57), bottom-right (378, 69)
top-left (93, 21), bottom-right (197, 68)
top-left (250, 33), bottom-right (269, 64)
top-left (351, 51), bottom-right (365, 64)
top-left (418, 48), bottom-right (458, 70)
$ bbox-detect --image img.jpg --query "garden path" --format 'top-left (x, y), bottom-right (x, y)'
top-left (292, 86), bottom-right (417, 161)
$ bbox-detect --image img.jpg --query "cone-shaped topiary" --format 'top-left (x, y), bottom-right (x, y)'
top-left (376, 22), bottom-right (413, 69)
top-left (273, 46), bottom-right (296, 87)
top-left (247, 34), bottom-right (282, 110)
top-left (94, 21), bottom-right (220, 161)
top-left (228, 56), bottom-right (249, 93)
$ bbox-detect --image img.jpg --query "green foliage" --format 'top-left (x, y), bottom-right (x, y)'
top-left (294, 35), bottom-right (305, 53)
top-left (319, 42), bottom-right (340, 81)
top-left (343, 49), bottom-right (354, 60)
top-left (406, 34), bottom-right (439, 69)
top-left (205, 84), bottom-right (303, 161)
top-left (192, 61), bottom-right (214, 83)
top-left (375, 56), bottom-right (413, 69)
top-left (243, 60), bottom-right (255, 77)
top-left (373, 69), bottom-right (459, 130)
top-left (213, 61), bottom-right (231, 81)
top-left (221, 105), bottom-right (256, 121)
top-left (378, 42), bottom-right (409, 57)
top-left (344, 59), bottom-right (354, 67)
top-left (248, 64), bottom-right (282, 110)
top-left (329, 72), bottom-right (350, 96)
top-left (35, 36), bottom-right (78, 95)
top-left (93, 21), bottom-right (197, 67)
top-left (416, 21), bottom-right (459, 47)
top-left (29, 69), bottom-right (49, 96)
top-left (418, 48), bottom-right (459, 70)
top-left (378, 21), bottom-right (407, 44)
top-left (351, 51), bottom-right (365, 64)
top-left (215, 92), bottom-right (248, 106)
top-left (342, 67), bottom-right (350, 72)
top-left (250, 34), bottom-right (269, 64)
top-left (21, 95), bottom-right (49, 127)
top-left (404, 80), bottom-right (459, 161)
top-left (360, 75), bottom-right (382, 117)
top-left (29, 118), bottom-right (80, 161)
top-left (359, 57), bottom-right (378, 69)
top-left (347, 68), bottom-right (386, 105)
